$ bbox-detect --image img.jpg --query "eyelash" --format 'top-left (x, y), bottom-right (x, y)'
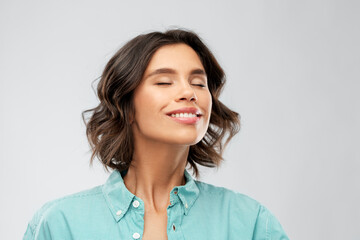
top-left (156, 83), bottom-right (206, 88)
top-left (156, 83), bottom-right (171, 85)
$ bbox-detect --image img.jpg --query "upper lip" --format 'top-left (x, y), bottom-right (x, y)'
top-left (166, 107), bottom-right (203, 116)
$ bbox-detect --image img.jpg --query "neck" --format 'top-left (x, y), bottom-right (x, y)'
top-left (123, 138), bottom-right (188, 213)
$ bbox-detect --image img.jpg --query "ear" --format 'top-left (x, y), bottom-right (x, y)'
top-left (129, 111), bottom-right (135, 124)
top-left (128, 101), bottom-right (136, 124)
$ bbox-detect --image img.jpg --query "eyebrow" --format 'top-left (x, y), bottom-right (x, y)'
top-left (144, 68), bottom-right (206, 80)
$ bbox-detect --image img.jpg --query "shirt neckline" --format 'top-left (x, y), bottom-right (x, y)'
top-left (102, 168), bottom-right (200, 222)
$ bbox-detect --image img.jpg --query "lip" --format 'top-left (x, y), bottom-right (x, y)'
top-left (166, 115), bottom-right (201, 124)
top-left (166, 107), bottom-right (202, 116)
top-left (166, 107), bottom-right (202, 125)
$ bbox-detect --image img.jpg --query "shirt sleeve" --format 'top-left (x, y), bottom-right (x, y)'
top-left (252, 204), bottom-right (290, 240)
top-left (23, 222), bottom-right (35, 240)
top-left (23, 203), bottom-right (54, 240)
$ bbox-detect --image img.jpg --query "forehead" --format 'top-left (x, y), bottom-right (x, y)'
top-left (144, 43), bottom-right (205, 73)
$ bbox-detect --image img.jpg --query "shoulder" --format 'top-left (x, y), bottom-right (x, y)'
top-left (24, 185), bottom-right (104, 239)
top-left (195, 180), bottom-right (261, 211)
top-left (32, 185), bottom-right (103, 219)
top-left (194, 180), bottom-right (290, 240)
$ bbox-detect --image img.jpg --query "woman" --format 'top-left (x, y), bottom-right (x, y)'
top-left (24, 29), bottom-right (289, 239)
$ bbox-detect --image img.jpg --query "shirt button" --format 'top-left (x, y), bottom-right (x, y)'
top-left (132, 232), bottom-right (140, 239)
top-left (116, 210), bottom-right (122, 216)
top-left (132, 200), bottom-right (140, 208)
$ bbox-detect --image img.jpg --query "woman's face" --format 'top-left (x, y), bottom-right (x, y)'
top-left (131, 43), bottom-right (212, 146)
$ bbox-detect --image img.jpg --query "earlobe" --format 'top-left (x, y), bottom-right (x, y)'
top-left (128, 106), bottom-right (135, 124)
top-left (129, 113), bottom-right (135, 125)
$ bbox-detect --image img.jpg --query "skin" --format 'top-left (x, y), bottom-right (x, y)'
top-left (123, 43), bottom-right (212, 239)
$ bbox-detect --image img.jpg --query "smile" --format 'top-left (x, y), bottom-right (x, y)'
top-left (171, 113), bottom-right (197, 118)
top-left (167, 113), bottom-right (201, 124)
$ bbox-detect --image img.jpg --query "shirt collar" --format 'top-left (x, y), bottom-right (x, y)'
top-left (102, 168), bottom-right (200, 222)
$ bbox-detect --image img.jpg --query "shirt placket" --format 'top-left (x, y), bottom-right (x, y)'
top-left (166, 189), bottom-right (186, 240)
top-left (120, 196), bottom-right (145, 240)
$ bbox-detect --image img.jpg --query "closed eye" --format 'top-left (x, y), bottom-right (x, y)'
top-left (156, 83), bottom-right (206, 87)
top-left (156, 83), bottom-right (171, 85)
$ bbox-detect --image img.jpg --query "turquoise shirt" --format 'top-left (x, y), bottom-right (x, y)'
top-left (24, 169), bottom-right (289, 239)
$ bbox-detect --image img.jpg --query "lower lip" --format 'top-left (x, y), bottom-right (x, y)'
top-left (167, 115), bottom-right (201, 124)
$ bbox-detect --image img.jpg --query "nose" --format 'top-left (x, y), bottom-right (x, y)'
top-left (176, 82), bottom-right (198, 102)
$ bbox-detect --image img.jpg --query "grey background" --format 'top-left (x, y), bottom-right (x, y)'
top-left (1, 0), bottom-right (359, 239)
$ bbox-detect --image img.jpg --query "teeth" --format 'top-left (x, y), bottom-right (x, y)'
top-left (170, 113), bottom-right (198, 118)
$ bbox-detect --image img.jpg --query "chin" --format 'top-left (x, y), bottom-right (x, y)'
top-left (144, 129), bottom-right (206, 146)
top-left (168, 135), bottom-right (204, 146)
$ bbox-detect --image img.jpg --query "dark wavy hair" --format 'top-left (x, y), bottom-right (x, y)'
top-left (82, 29), bottom-right (240, 178)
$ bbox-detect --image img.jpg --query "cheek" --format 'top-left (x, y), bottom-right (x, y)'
top-left (133, 89), bottom-right (165, 121)
top-left (207, 92), bottom-right (212, 111)
top-left (201, 92), bottom-right (212, 127)
top-left (200, 91), bottom-right (212, 114)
